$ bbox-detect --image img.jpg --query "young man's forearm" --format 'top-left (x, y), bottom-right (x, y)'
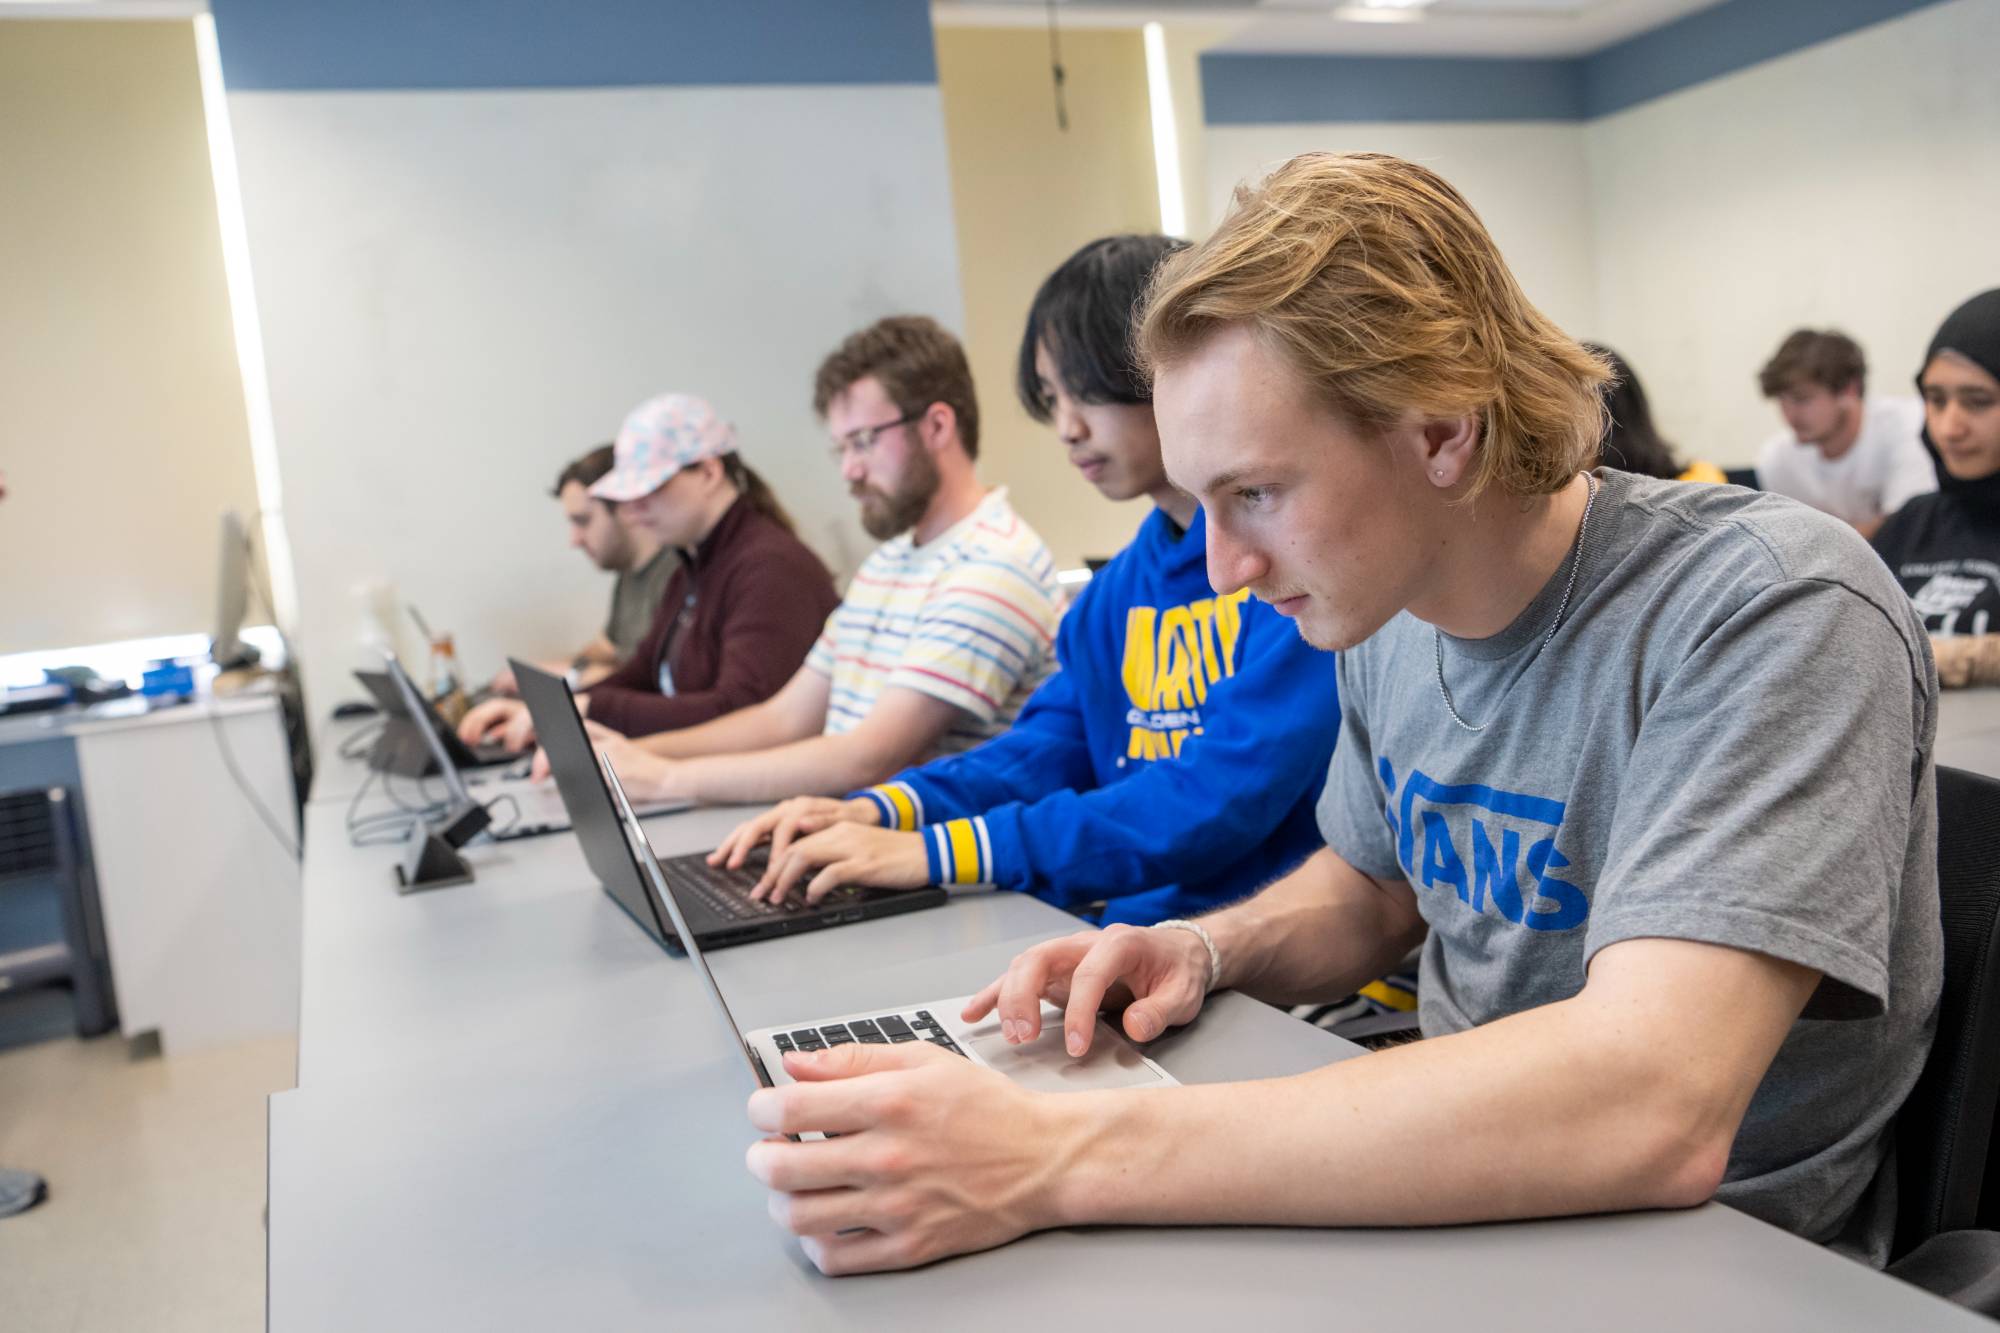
top-left (1199, 850), bottom-right (1428, 1005)
top-left (576, 634), bottom-right (620, 667)
top-left (677, 732), bottom-right (921, 806)
top-left (1049, 945), bottom-right (1808, 1231)
top-left (1931, 634), bottom-right (2000, 689)
top-left (632, 694), bottom-right (807, 758)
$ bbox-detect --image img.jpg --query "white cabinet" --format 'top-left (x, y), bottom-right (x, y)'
top-left (71, 696), bottom-right (301, 1053)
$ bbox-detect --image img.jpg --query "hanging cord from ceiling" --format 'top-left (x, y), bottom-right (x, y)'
top-left (1046, 0), bottom-right (1069, 131)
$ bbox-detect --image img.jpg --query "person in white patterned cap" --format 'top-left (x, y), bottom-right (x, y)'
top-left (484, 440), bottom-right (674, 699)
top-left (461, 393), bottom-right (836, 751)
top-left (577, 317), bottom-right (1067, 809)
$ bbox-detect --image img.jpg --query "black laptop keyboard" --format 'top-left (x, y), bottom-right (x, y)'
top-left (662, 852), bottom-right (870, 923)
top-left (773, 1010), bottom-right (966, 1057)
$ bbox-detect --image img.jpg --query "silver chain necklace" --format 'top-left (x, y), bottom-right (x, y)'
top-left (1433, 472), bottom-right (1598, 734)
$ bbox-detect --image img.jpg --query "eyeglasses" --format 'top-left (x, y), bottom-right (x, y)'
top-left (829, 408), bottom-right (924, 464)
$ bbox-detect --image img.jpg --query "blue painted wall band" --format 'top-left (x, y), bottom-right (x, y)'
top-left (1202, 0), bottom-right (1952, 126)
top-left (1199, 54), bottom-right (1584, 126)
top-left (207, 0), bottom-right (938, 92)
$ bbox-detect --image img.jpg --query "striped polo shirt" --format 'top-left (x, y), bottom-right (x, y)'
top-left (806, 487), bottom-right (1062, 755)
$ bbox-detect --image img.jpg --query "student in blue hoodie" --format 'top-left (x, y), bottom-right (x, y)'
top-left (707, 235), bottom-right (1341, 926)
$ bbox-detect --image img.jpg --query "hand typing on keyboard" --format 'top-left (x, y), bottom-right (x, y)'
top-left (735, 822), bottom-right (932, 906)
top-left (712, 795), bottom-right (881, 872)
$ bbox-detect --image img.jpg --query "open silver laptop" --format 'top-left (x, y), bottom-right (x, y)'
top-left (599, 756), bottom-right (1177, 1134)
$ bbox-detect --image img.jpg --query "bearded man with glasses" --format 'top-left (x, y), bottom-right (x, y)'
top-left (586, 316), bottom-right (1064, 809)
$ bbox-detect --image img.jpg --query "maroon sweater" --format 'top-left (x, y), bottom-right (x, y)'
top-left (584, 497), bottom-right (838, 738)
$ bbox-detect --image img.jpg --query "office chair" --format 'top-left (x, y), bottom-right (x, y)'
top-left (1893, 764), bottom-right (2000, 1259)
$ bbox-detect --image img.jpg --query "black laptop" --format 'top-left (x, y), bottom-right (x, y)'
top-left (511, 657), bottom-right (948, 950)
top-left (355, 666), bottom-right (519, 775)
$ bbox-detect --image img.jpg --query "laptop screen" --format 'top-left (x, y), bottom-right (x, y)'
top-left (601, 756), bottom-right (767, 1092)
top-left (381, 652), bottom-right (474, 810)
top-left (510, 660), bottom-right (671, 948)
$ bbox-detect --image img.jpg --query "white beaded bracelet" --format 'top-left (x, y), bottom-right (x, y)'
top-left (1152, 918), bottom-right (1222, 993)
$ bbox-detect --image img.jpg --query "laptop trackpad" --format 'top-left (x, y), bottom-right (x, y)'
top-left (960, 1012), bottom-right (1166, 1092)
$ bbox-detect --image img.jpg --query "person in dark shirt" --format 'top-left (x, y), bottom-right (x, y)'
top-left (1873, 290), bottom-right (2000, 686)
top-left (460, 393), bottom-right (837, 745)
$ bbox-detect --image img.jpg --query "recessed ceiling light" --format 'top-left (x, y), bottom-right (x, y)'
top-left (1333, 0), bottom-right (1438, 21)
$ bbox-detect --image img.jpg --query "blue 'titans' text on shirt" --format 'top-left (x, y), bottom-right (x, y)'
top-left (1378, 756), bottom-right (1588, 932)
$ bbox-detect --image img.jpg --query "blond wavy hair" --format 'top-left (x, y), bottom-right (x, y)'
top-left (1139, 152), bottom-right (1608, 500)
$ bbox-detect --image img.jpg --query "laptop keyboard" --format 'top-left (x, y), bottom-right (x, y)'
top-left (662, 853), bottom-right (870, 923)
top-left (773, 1010), bottom-right (966, 1057)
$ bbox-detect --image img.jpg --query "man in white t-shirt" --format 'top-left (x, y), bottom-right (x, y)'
top-left (1754, 328), bottom-right (1934, 540)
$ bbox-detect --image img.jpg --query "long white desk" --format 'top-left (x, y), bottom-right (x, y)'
top-left (1937, 688), bottom-right (2000, 778)
top-left (266, 751), bottom-right (1986, 1331)
top-left (292, 800), bottom-right (1071, 1090)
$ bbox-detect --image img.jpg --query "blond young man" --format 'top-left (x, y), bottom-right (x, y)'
top-left (580, 316), bottom-right (1063, 806)
top-left (739, 154), bottom-right (1943, 1275)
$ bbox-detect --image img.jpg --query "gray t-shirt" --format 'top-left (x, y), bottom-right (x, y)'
top-left (605, 545), bottom-right (677, 664)
top-left (1317, 469), bottom-right (1942, 1264)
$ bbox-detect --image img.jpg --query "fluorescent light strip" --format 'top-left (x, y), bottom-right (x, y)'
top-left (1333, 5), bottom-right (1430, 22)
top-left (192, 14), bottom-right (302, 641)
top-left (1142, 22), bottom-right (1187, 240)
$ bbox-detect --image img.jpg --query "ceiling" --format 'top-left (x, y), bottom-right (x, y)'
top-left (5, 0), bottom-right (1736, 61)
top-left (932, 0), bottom-right (1734, 58)
top-left (0, 1), bottom-right (206, 17)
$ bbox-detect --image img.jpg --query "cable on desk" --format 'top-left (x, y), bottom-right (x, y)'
top-left (207, 701), bottom-right (302, 862)
top-left (381, 767), bottom-right (447, 816)
top-left (336, 718), bottom-right (386, 762)
top-left (344, 767), bottom-right (442, 848)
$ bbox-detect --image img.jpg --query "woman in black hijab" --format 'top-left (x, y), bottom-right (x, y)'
top-left (1873, 289), bottom-right (2000, 686)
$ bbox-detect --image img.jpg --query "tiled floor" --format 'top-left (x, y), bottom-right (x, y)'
top-left (0, 1022), bottom-right (295, 1332)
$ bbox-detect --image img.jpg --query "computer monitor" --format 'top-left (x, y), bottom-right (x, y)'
top-left (211, 511), bottom-right (260, 670)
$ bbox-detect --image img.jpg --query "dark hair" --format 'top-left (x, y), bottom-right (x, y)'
top-left (812, 315), bottom-right (981, 459)
top-left (1586, 344), bottom-right (1682, 480)
top-left (718, 453), bottom-right (796, 535)
top-left (1759, 329), bottom-right (1867, 398)
top-left (1017, 234), bottom-right (1187, 424)
top-left (551, 443), bottom-right (615, 497)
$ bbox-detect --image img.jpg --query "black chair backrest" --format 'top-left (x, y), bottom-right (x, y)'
top-left (1895, 764), bottom-right (2000, 1258)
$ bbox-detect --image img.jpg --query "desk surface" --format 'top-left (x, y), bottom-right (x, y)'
top-left (295, 800), bottom-right (1073, 1089)
top-left (270, 756), bottom-right (1986, 1331)
top-left (1937, 688), bottom-right (2000, 778)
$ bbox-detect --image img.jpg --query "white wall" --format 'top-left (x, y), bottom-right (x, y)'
top-left (1202, 121), bottom-right (1600, 344)
top-left (0, 20), bottom-right (262, 656)
top-left (229, 84), bottom-right (964, 718)
top-left (1198, 2), bottom-right (1999, 474)
top-left (1587, 0), bottom-right (2000, 468)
